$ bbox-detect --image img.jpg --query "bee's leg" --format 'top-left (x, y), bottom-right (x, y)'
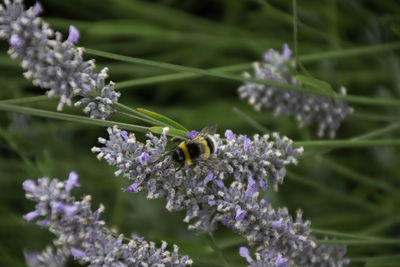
top-left (175, 163), bottom-right (184, 172)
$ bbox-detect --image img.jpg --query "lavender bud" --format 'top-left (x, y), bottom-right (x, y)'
top-left (23, 172), bottom-right (193, 266)
top-left (67, 25), bottom-right (79, 44)
top-left (238, 44), bottom-right (353, 138)
top-left (0, 0), bottom-right (120, 118)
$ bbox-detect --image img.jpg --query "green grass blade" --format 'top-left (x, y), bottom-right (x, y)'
top-left (115, 63), bottom-right (251, 89)
top-left (295, 74), bottom-right (336, 97)
top-left (0, 103), bottom-right (148, 133)
top-left (300, 41), bottom-right (400, 62)
top-left (296, 139), bottom-right (400, 148)
top-left (137, 108), bottom-right (188, 131)
top-left (311, 228), bottom-right (378, 240)
top-left (86, 48), bottom-right (400, 106)
top-left (149, 126), bottom-right (187, 139)
top-left (316, 239), bottom-right (400, 246)
top-left (0, 95), bottom-right (51, 104)
top-left (351, 254), bottom-right (400, 263)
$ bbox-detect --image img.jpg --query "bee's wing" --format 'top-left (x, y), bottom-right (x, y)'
top-left (195, 157), bottom-right (229, 172)
top-left (198, 123), bottom-right (218, 136)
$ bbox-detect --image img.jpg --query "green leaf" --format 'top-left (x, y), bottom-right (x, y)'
top-left (284, 61), bottom-right (298, 76)
top-left (137, 108), bottom-right (187, 131)
top-left (295, 74), bottom-right (336, 97)
top-left (149, 126), bottom-right (187, 139)
top-left (0, 103), bottom-right (148, 133)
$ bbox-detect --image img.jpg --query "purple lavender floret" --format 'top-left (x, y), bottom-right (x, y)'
top-left (24, 246), bottom-right (68, 267)
top-left (23, 172), bottom-right (193, 267)
top-left (238, 44), bottom-right (353, 138)
top-left (92, 126), bottom-right (348, 266)
top-left (239, 246), bottom-right (288, 267)
top-left (0, 0), bottom-right (120, 119)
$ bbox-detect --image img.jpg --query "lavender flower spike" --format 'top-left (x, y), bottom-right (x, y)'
top-left (0, 0), bottom-right (120, 119)
top-left (238, 44), bottom-right (353, 138)
top-left (92, 126), bottom-right (349, 266)
top-left (23, 172), bottom-right (193, 267)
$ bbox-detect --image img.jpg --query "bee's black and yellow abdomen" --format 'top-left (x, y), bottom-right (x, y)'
top-left (205, 136), bottom-right (215, 153)
top-left (178, 141), bottom-right (193, 165)
top-left (186, 143), bottom-right (200, 159)
top-left (173, 135), bottom-right (216, 166)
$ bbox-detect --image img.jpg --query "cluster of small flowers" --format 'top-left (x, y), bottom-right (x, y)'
top-left (22, 172), bottom-right (193, 267)
top-left (0, 0), bottom-right (120, 119)
top-left (238, 44), bottom-right (353, 138)
top-left (92, 126), bottom-right (349, 266)
top-left (24, 246), bottom-right (68, 267)
top-left (239, 247), bottom-right (288, 267)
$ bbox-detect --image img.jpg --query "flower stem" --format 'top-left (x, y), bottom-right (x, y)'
top-left (208, 232), bottom-right (229, 267)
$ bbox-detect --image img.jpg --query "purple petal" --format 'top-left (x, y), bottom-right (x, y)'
top-left (65, 205), bottom-right (78, 216)
top-left (22, 179), bottom-right (36, 192)
top-left (224, 129), bottom-right (236, 141)
top-left (213, 179), bottom-right (225, 188)
top-left (240, 135), bottom-right (251, 152)
top-left (67, 25), bottom-right (80, 44)
top-left (220, 218), bottom-right (230, 227)
top-left (239, 247), bottom-right (253, 263)
top-left (245, 176), bottom-right (258, 196)
top-left (9, 34), bottom-right (22, 48)
top-left (263, 48), bottom-right (275, 62)
top-left (262, 197), bottom-right (269, 207)
top-left (282, 44), bottom-right (292, 61)
top-left (71, 248), bottom-right (86, 259)
top-left (126, 182), bottom-right (140, 194)
top-left (33, 2), bottom-right (43, 16)
top-left (186, 130), bottom-right (199, 139)
top-left (259, 179), bottom-right (268, 191)
top-left (120, 130), bottom-right (128, 141)
top-left (24, 251), bottom-right (39, 265)
top-left (207, 199), bottom-right (216, 206)
top-left (66, 171), bottom-right (80, 193)
top-left (137, 152), bottom-right (149, 166)
top-left (51, 202), bottom-right (66, 211)
top-left (271, 218), bottom-right (283, 228)
top-left (203, 171), bottom-right (213, 185)
top-left (235, 207), bottom-right (247, 221)
top-left (276, 254), bottom-right (288, 267)
top-left (24, 211), bottom-right (39, 221)
top-left (36, 219), bottom-right (49, 227)
top-left (135, 237), bottom-right (144, 243)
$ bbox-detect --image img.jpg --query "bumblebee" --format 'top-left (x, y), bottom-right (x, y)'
top-left (172, 124), bottom-right (219, 166)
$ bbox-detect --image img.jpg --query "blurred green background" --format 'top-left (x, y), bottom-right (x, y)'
top-left (1, 0), bottom-right (400, 266)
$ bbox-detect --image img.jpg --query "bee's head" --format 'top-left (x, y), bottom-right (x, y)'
top-left (172, 148), bottom-right (185, 163)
